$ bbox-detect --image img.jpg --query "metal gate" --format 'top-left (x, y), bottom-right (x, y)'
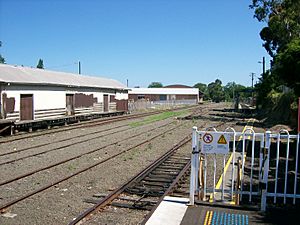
top-left (189, 126), bottom-right (300, 211)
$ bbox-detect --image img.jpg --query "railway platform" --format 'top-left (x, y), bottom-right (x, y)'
top-left (145, 149), bottom-right (299, 225)
top-left (146, 195), bottom-right (299, 225)
top-left (0, 110), bottom-right (126, 135)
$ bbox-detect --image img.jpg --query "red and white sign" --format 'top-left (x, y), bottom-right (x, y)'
top-left (201, 132), bottom-right (230, 154)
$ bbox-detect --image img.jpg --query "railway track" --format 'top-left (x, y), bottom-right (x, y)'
top-left (0, 119), bottom-right (186, 212)
top-left (0, 105), bottom-right (198, 144)
top-left (0, 103), bottom-right (238, 225)
top-left (68, 119), bottom-right (229, 225)
top-left (0, 104), bottom-right (198, 160)
top-left (69, 135), bottom-right (192, 225)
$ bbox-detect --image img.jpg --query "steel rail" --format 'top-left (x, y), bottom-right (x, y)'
top-left (0, 123), bottom-right (129, 158)
top-left (68, 135), bottom-right (192, 225)
top-left (67, 109), bottom-right (234, 224)
top-left (141, 158), bottom-right (191, 224)
top-left (0, 111), bottom-right (157, 144)
top-left (0, 104), bottom-right (196, 158)
top-left (0, 125), bottom-right (131, 165)
top-left (0, 121), bottom-right (176, 186)
top-left (0, 105), bottom-right (197, 144)
top-left (0, 122), bottom-right (185, 212)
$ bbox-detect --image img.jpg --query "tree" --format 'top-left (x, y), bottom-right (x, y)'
top-left (250, 0), bottom-right (300, 57)
top-left (148, 82), bottom-right (163, 88)
top-left (207, 79), bottom-right (225, 103)
top-left (223, 82), bottom-right (252, 102)
top-left (273, 39), bottom-right (300, 95)
top-left (193, 83), bottom-right (207, 93)
top-left (36, 59), bottom-right (44, 69)
top-left (250, 0), bottom-right (300, 128)
top-left (0, 41), bottom-right (5, 64)
top-left (193, 83), bottom-right (208, 100)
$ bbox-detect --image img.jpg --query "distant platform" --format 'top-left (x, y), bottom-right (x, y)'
top-left (0, 110), bottom-right (125, 136)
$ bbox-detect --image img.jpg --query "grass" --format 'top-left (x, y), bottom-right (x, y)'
top-left (129, 110), bottom-right (188, 128)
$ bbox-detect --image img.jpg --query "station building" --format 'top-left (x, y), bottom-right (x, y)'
top-left (0, 64), bottom-right (128, 121)
top-left (128, 84), bottom-right (201, 103)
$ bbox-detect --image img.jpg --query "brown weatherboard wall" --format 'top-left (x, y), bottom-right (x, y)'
top-left (116, 99), bottom-right (128, 111)
top-left (110, 95), bottom-right (128, 111)
top-left (5, 97), bottom-right (15, 113)
top-left (74, 93), bottom-right (97, 108)
top-left (2, 93), bottom-right (15, 118)
top-left (110, 95), bottom-right (116, 102)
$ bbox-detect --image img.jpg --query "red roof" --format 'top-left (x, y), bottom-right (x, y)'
top-left (163, 84), bottom-right (192, 88)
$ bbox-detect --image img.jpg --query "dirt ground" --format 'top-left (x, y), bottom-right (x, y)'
top-left (0, 103), bottom-right (263, 225)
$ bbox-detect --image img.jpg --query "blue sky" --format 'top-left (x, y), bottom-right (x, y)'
top-left (0, 0), bottom-right (270, 88)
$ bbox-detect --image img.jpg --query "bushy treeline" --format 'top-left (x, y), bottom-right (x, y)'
top-left (194, 80), bottom-right (252, 103)
top-left (250, 0), bottom-right (300, 129)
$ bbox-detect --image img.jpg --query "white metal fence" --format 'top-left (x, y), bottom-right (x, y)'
top-left (189, 126), bottom-right (300, 211)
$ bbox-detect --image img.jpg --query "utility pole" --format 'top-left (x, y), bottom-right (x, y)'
top-left (78, 61), bottom-right (81, 74)
top-left (251, 72), bottom-right (255, 106)
top-left (262, 57), bottom-right (265, 76)
top-left (126, 79), bottom-right (128, 87)
top-left (259, 57), bottom-right (266, 76)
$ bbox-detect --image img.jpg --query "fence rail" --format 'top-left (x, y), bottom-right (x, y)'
top-left (189, 126), bottom-right (300, 211)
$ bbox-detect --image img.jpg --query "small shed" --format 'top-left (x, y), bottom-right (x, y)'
top-left (0, 64), bottom-right (128, 121)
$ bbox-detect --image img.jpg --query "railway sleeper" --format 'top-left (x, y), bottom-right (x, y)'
top-left (170, 156), bottom-right (190, 160)
top-left (151, 171), bottom-right (178, 175)
top-left (125, 187), bottom-right (165, 196)
top-left (110, 201), bottom-right (153, 211)
top-left (170, 192), bottom-right (190, 197)
top-left (115, 198), bottom-right (157, 207)
top-left (157, 165), bottom-right (185, 170)
top-left (154, 168), bottom-right (181, 173)
top-left (91, 194), bottom-right (158, 204)
top-left (143, 177), bottom-right (173, 183)
top-left (171, 189), bottom-right (190, 195)
top-left (176, 183), bottom-right (190, 188)
top-left (167, 156), bottom-right (190, 160)
top-left (164, 161), bottom-right (189, 165)
top-left (141, 181), bottom-right (170, 188)
top-left (148, 174), bottom-right (175, 179)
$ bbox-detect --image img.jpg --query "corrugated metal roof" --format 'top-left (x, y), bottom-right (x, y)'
top-left (0, 64), bottom-right (127, 90)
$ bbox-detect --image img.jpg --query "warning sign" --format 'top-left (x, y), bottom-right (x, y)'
top-left (203, 133), bottom-right (213, 144)
top-left (217, 135), bottom-right (227, 144)
top-left (200, 132), bottom-right (230, 154)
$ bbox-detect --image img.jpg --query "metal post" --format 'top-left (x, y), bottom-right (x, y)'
top-left (235, 157), bottom-right (241, 205)
top-left (189, 126), bottom-right (198, 205)
top-left (261, 131), bottom-right (271, 211)
top-left (293, 134), bottom-right (299, 204)
top-left (251, 73), bottom-right (255, 106)
top-left (262, 57), bottom-right (265, 76)
top-left (298, 97), bottom-right (300, 133)
top-left (78, 61), bottom-right (81, 74)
